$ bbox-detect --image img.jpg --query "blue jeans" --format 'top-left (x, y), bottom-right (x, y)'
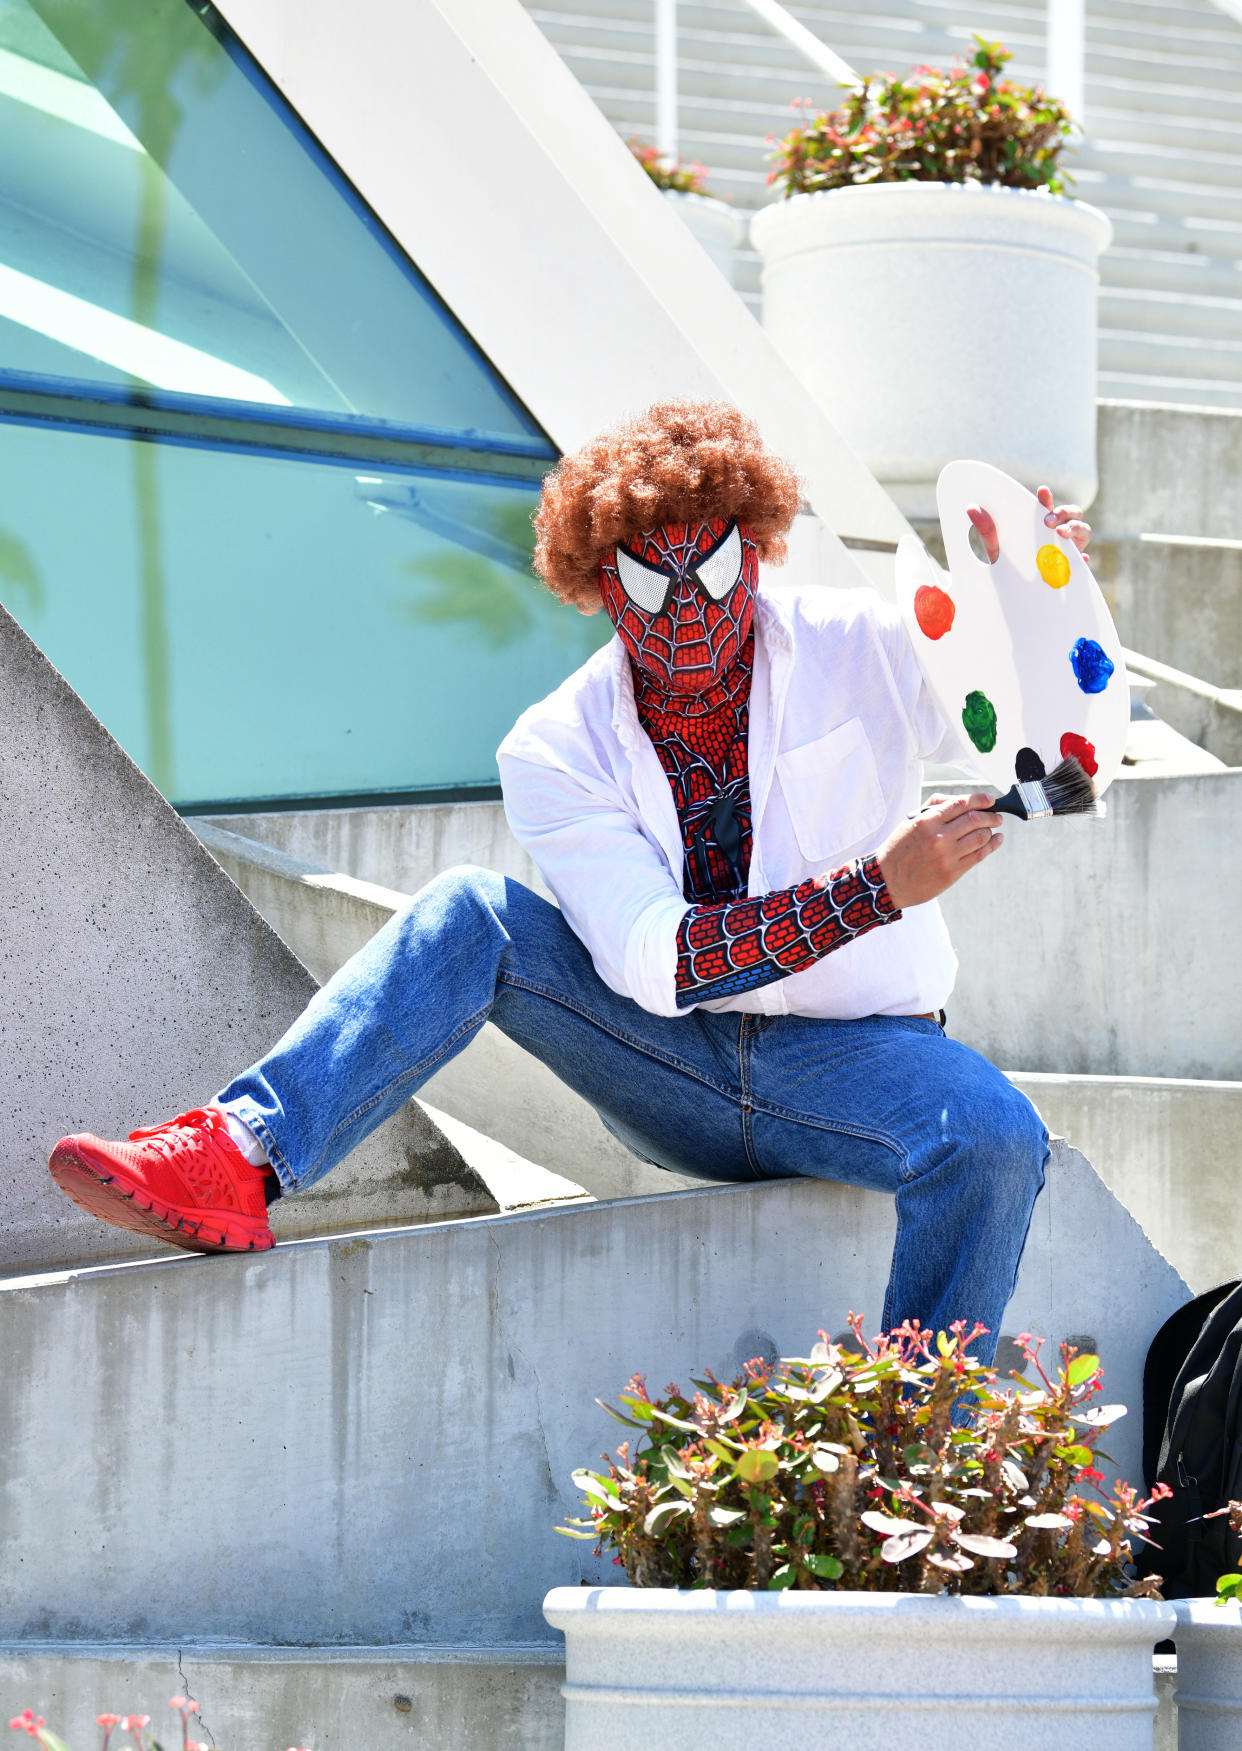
top-left (220, 867), bottom-right (1048, 1361)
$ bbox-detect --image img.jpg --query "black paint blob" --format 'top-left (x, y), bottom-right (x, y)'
top-left (1015, 747), bottom-right (1046, 783)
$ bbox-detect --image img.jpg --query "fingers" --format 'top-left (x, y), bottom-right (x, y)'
top-left (928, 792), bottom-right (995, 823)
top-left (947, 807), bottom-right (1002, 851)
top-left (977, 493), bottom-right (1091, 564)
top-left (964, 830), bottom-right (1004, 866)
top-left (1054, 518), bottom-right (1091, 554)
top-left (967, 504), bottom-right (1000, 564)
top-left (1038, 490), bottom-right (1092, 556)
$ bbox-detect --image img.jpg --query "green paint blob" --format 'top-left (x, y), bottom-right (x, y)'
top-left (962, 689), bottom-right (998, 754)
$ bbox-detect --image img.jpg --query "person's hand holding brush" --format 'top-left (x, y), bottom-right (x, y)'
top-left (876, 794), bottom-right (1003, 910)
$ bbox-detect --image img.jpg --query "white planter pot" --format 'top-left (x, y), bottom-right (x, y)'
top-left (663, 190), bottom-right (742, 287)
top-left (1171, 1598), bottom-right (1242, 1749)
top-left (750, 182), bottom-right (1113, 519)
top-left (544, 1586), bottom-right (1174, 1751)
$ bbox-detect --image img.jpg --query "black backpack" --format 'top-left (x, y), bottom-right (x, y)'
top-left (1138, 1279), bottom-right (1242, 1597)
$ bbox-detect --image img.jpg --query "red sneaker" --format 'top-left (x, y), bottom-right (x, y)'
top-left (48, 1107), bottom-right (275, 1254)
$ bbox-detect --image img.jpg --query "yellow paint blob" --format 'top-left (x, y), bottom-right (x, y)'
top-left (1036, 543), bottom-right (1072, 589)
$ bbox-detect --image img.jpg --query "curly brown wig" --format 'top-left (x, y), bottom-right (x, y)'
top-left (532, 400), bottom-right (802, 613)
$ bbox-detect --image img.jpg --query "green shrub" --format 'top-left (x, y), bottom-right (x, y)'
top-left (561, 1318), bottom-right (1169, 1597)
top-left (768, 37), bottom-right (1075, 199)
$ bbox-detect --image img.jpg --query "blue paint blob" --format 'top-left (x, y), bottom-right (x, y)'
top-left (1069, 637), bottom-right (1115, 694)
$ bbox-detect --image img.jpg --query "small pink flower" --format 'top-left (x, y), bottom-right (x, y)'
top-left (96, 1719), bottom-right (122, 1730)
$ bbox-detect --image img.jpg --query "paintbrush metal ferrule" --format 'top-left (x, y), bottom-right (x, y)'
top-left (1015, 780), bottom-right (1052, 820)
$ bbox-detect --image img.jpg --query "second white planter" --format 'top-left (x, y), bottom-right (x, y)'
top-left (750, 181), bottom-right (1113, 519)
top-left (662, 189), bottom-right (742, 287)
top-left (544, 1586), bottom-right (1175, 1751)
top-left (1172, 1597), bottom-right (1242, 1750)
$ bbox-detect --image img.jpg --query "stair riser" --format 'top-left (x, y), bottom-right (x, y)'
top-left (1101, 332), bottom-right (1242, 379)
top-left (1101, 292), bottom-right (1242, 341)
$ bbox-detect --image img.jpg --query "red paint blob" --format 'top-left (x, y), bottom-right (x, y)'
top-left (1060, 731), bottom-right (1098, 777)
top-left (914, 584), bottom-right (956, 641)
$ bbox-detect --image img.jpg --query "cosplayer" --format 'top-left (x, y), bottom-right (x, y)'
top-left (47, 402), bottom-right (1091, 1361)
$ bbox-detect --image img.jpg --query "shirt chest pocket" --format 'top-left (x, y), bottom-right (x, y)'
top-left (775, 718), bottom-right (887, 866)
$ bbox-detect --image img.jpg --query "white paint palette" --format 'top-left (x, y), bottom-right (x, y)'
top-left (895, 460), bottom-right (1129, 795)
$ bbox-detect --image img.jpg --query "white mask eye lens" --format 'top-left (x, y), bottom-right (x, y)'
top-left (615, 543), bottom-right (671, 614)
top-left (694, 524), bottom-right (743, 601)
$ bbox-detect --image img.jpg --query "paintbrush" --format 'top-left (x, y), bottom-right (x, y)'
top-left (988, 755), bottom-right (1105, 821)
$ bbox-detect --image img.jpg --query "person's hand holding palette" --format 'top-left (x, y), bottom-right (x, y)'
top-left (896, 460), bottom-right (1128, 811)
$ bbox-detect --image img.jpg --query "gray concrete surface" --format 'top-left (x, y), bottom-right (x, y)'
top-left (1121, 648), bottom-right (1242, 768)
top-left (0, 1645), bottom-right (564, 1751)
top-left (210, 768), bottom-right (1242, 1083)
top-left (1094, 401), bottom-right (1242, 543)
top-left (934, 768), bottom-right (1241, 1081)
top-left (421, 1102), bottom-right (591, 1212)
top-left (0, 1143), bottom-right (1186, 1648)
top-left (1011, 1073), bottom-right (1242, 1297)
top-left (1092, 534), bottom-right (1242, 693)
top-left (208, 798), bottom-right (553, 907)
top-left (0, 606), bottom-right (495, 1275)
top-left (193, 821), bottom-right (699, 1201)
top-left (0, 1643), bottom-right (1178, 1751)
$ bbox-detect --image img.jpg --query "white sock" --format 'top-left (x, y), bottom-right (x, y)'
top-left (212, 1101), bottom-right (271, 1168)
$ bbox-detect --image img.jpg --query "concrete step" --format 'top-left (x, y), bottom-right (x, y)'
top-left (1101, 285), bottom-right (1242, 342)
top-left (1085, 70), bottom-right (1242, 125)
top-left (1100, 327), bottom-right (1242, 383)
top-left (0, 1147), bottom-right (1186, 1652)
top-left (1098, 373), bottom-right (1242, 409)
top-left (0, 1646), bottom-right (564, 1751)
top-left (1095, 398), bottom-right (1242, 537)
top-left (1089, 105), bottom-right (1242, 153)
top-left (1102, 249), bottom-right (1242, 300)
top-left (1093, 532), bottom-right (1242, 689)
top-left (1073, 167), bottom-right (1242, 224)
top-left (1121, 645), bottom-right (1242, 766)
top-left (1009, 1072), bottom-right (1242, 1294)
top-left (1081, 138), bottom-right (1242, 191)
top-left (1106, 213), bottom-right (1242, 262)
top-left (0, 1643), bottom-right (1183, 1751)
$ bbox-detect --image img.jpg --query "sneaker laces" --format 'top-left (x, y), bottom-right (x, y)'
top-left (128, 1108), bottom-right (249, 1206)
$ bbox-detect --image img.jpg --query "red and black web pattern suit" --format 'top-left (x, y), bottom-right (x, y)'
top-left (599, 518), bottom-right (901, 1008)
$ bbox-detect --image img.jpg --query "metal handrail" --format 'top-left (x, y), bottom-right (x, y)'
top-left (739, 0), bottom-right (860, 91)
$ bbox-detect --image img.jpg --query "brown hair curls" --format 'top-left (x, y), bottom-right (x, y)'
top-left (532, 400), bottom-right (802, 613)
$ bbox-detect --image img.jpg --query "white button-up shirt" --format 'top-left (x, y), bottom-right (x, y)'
top-left (498, 584), bottom-right (967, 1020)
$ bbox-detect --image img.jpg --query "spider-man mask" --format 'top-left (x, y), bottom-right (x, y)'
top-left (599, 517), bottom-right (757, 695)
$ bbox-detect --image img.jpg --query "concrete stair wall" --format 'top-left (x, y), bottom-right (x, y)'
top-left (523, 0), bottom-right (1242, 409)
top-left (0, 1153), bottom-right (1188, 1748)
top-left (1090, 401), bottom-right (1242, 704)
top-left (0, 604), bottom-right (498, 1278)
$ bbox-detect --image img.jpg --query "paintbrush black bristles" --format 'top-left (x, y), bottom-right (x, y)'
top-left (990, 755), bottom-right (1104, 821)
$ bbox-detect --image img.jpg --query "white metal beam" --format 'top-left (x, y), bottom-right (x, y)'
top-left (208, 0), bottom-right (910, 562)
